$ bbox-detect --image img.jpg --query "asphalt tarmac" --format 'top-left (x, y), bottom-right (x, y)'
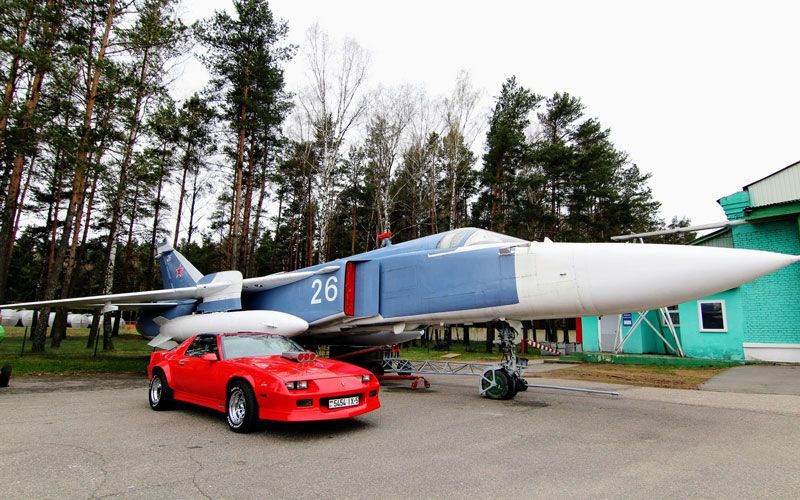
top-left (1, 371), bottom-right (800, 499)
top-left (700, 365), bottom-right (800, 395)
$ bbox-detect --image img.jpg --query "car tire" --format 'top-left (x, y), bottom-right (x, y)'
top-left (227, 381), bottom-right (258, 433)
top-left (149, 371), bottom-right (173, 411)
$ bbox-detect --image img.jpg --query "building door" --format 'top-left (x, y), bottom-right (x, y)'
top-left (599, 315), bottom-right (619, 352)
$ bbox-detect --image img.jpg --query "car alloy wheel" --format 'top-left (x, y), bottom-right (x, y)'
top-left (150, 377), bottom-right (162, 404)
top-left (226, 381), bottom-right (258, 433)
top-left (228, 387), bottom-right (246, 426)
top-left (149, 372), bottom-right (173, 411)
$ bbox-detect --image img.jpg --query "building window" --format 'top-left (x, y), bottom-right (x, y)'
top-left (661, 305), bottom-right (680, 327)
top-left (698, 300), bottom-right (727, 332)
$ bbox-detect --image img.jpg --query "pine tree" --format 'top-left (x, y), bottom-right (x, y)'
top-left (474, 76), bottom-right (541, 233)
top-left (200, 0), bottom-right (293, 270)
top-left (173, 93), bottom-right (217, 248)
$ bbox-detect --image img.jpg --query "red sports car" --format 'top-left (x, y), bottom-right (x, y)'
top-left (147, 332), bottom-right (381, 432)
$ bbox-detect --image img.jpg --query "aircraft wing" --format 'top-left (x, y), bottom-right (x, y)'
top-left (242, 265), bottom-right (340, 292)
top-left (0, 282), bottom-right (228, 311)
top-left (81, 302), bottom-right (182, 311)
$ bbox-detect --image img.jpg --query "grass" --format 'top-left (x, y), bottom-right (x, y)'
top-left (0, 328), bottom-right (725, 389)
top-left (532, 363), bottom-right (727, 390)
top-left (0, 327), bottom-right (151, 376)
top-left (395, 341), bottom-right (543, 362)
top-left (0, 329), bottom-right (531, 375)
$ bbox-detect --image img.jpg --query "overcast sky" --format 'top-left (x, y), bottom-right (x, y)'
top-left (181, 0), bottom-right (800, 227)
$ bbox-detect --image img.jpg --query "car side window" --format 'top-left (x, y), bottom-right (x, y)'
top-left (185, 335), bottom-right (218, 358)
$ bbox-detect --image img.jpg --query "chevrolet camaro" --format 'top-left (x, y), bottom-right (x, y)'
top-left (147, 332), bottom-right (381, 432)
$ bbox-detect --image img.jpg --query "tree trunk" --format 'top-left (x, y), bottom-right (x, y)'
top-left (122, 179), bottom-right (141, 291)
top-left (86, 311), bottom-right (101, 348)
top-left (248, 152), bottom-right (270, 277)
top-left (485, 324), bottom-right (494, 353)
top-left (102, 311), bottom-right (115, 351)
top-left (490, 159), bottom-right (504, 231)
top-left (187, 167), bottom-right (200, 245)
top-left (304, 180), bottom-right (314, 267)
top-left (350, 204), bottom-right (357, 255)
top-left (61, 0), bottom-right (116, 352)
top-left (0, 1), bottom-right (34, 156)
top-left (148, 162), bottom-right (166, 287)
top-left (12, 151), bottom-right (37, 239)
top-left (240, 130), bottom-right (257, 274)
top-left (173, 142), bottom-right (191, 247)
top-left (100, 26), bottom-right (147, 307)
top-left (229, 78), bottom-right (249, 270)
top-left (50, 308), bottom-right (69, 346)
top-left (0, 0), bottom-right (64, 306)
top-left (448, 159), bottom-right (458, 231)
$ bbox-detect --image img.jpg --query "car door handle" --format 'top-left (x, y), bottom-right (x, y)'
top-left (178, 360), bottom-right (186, 366)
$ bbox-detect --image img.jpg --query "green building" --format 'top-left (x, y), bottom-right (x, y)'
top-left (582, 160), bottom-right (800, 363)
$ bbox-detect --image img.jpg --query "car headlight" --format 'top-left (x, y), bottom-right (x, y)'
top-left (285, 380), bottom-right (308, 390)
top-left (361, 374), bottom-right (371, 383)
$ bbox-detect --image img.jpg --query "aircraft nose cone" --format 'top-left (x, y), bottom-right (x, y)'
top-left (572, 243), bottom-right (800, 315)
top-left (276, 312), bottom-right (309, 337)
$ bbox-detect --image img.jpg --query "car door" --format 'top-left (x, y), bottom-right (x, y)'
top-left (171, 335), bottom-right (222, 405)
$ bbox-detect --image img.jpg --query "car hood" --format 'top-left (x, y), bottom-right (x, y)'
top-left (229, 356), bottom-right (357, 381)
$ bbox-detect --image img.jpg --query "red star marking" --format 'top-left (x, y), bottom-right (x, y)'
top-left (176, 264), bottom-right (184, 278)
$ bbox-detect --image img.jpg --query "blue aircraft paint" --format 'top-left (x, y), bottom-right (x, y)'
top-left (240, 230), bottom-right (521, 324)
top-left (195, 272), bottom-right (242, 312)
top-left (197, 297), bottom-right (241, 313)
top-left (379, 246), bottom-right (518, 318)
top-left (150, 228), bottom-right (523, 334)
top-left (243, 267), bottom-right (347, 324)
top-left (159, 250), bottom-right (198, 289)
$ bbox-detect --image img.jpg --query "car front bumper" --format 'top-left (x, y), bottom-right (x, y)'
top-left (257, 380), bottom-right (381, 422)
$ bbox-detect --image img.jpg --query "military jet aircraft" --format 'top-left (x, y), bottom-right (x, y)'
top-left (2, 227), bottom-right (798, 397)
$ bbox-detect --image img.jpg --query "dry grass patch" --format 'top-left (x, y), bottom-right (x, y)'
top-left (531, 363), bottom-right (728, 390)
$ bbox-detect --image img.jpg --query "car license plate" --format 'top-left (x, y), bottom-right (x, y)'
top-left (328, 396), bottom-right (359, 409)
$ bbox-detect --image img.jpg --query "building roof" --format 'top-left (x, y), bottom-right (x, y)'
top-left (743, 160), bottom-right (800, 208)
top-left (691, 227), bottom-right (733, 248)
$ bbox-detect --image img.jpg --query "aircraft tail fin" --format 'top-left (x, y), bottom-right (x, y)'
top-left (157, 240), bottom-right (204, 289)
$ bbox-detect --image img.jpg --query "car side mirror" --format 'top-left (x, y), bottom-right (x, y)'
top-left (200, 353), bottom-right (218, 362)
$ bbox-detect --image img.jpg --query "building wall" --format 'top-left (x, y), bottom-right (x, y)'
top-left (677, 289), bottom-right (745, 360)
top-left (578, 312), bottom-right (673, 354)
top-left (581, 318), bottom-right (600, 351)
top-left (732, 218), bottom-right (800, 344)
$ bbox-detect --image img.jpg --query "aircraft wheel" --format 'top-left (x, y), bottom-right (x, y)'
top-left (515, 377), bottom-right (528, 392)
top-left (149, 371), bottom-right (173, 410)
top-left (481, 369), bottom-right (516, 400)
top-left (227, 381), bottom-right (259, 433)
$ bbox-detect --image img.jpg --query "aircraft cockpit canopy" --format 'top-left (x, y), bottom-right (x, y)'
top-left (436, 228), bottom-right (526, 249)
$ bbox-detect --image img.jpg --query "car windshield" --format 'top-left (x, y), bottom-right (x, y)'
top-left (221, 334), bottom-right (305, 360)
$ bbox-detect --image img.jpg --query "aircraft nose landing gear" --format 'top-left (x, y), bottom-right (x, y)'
top-left (479, 321), bottom-right (527, 400)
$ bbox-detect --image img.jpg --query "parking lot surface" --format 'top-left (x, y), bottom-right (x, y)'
top-left (1, 373), bottom-right (800, 499)
top-left (700, 365), bottom-right (800, 395)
